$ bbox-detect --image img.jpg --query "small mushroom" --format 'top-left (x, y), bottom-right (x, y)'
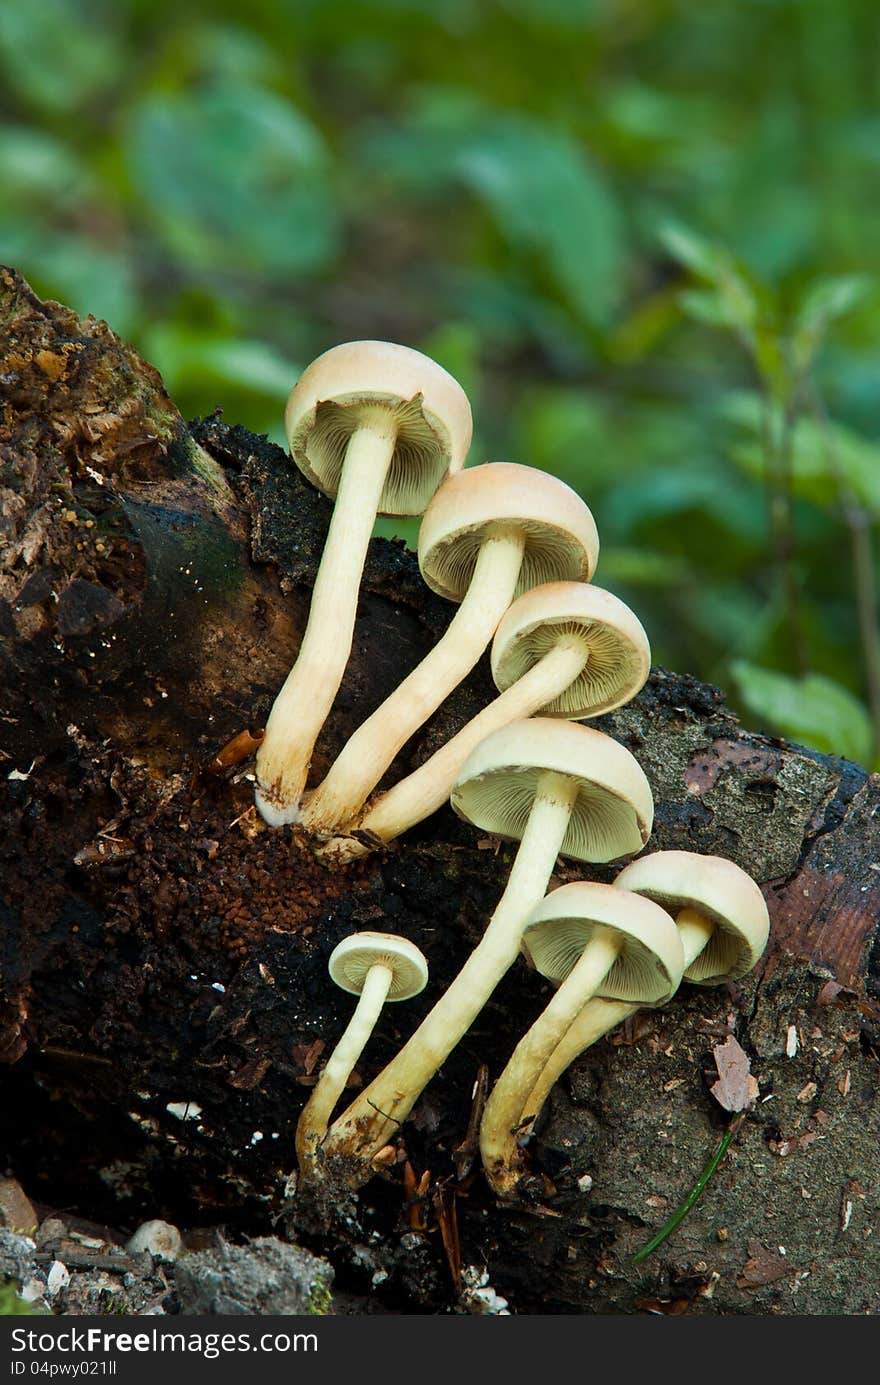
top-left (298, 464), bottom-right (599, 833)
top-left (255, 341), bottom-right (472, 826)
top-left (311, 719), bottom-right (652, 1184)
top-left (318, 581), bottom-right (650, 864)
top-left (479, 881), bottom-right (684, 1197)
top-left (520, 851), bottom-right (770, 1142)
top-left (295, 931), bottom-right (428, 1178)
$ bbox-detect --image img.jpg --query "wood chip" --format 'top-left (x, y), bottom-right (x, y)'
top-left (205, 727), bottom-right (264, 775)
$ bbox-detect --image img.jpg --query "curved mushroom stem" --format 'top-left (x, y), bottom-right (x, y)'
top-left (295, 962), bottom-right (393, 1178)
top-left (298, 526), bottom-right (527, 834)
top-left (316, 634), bottom-right (590, 866)
top-left (518, 906), bottom-right (716, 1149)
top-left (479, 928), bottom-right (623, 1197)
top-left (317, 771), bottom-right (580, 1183)
top-left (255, 409), bottom-right (398, 826)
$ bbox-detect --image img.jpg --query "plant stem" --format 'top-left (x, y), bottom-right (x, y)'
top-left (807, 386), bottom-right (880, 760)
top-left (761, 391), bottom-right (808, 676)
top-left (632, 1113), bottom-right (745, 1264)
top-left (848, 506), bottom-right (880, 757)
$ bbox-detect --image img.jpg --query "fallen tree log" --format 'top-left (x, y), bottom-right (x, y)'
top-left (2, 267), bottom-right (879, 1315)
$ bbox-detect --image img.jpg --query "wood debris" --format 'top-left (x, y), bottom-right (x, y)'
top-left (737, 1240), bottom-right (792, 1288)
top-left (709, 1035), bottom-right (759, 1113)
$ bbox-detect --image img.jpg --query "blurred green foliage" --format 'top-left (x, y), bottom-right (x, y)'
top-left (3, 0), bottom-right (879, 764)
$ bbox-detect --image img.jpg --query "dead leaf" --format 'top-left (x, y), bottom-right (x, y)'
top-left (433, 1181), bottom-right (462, 1293)
top-left (710, 1036), bottom-right (759, 1113)
top-left (292, 1040), bottom-right (325, 1076)
top-left (817, 980), bottom-right (844, 1005)
top-left (228, 1056), bottom-right (270, 1091)
top-left (737, 1240), bottom-right (791, 1288)
top-left (404, 1162), bottom-right (431, 1233)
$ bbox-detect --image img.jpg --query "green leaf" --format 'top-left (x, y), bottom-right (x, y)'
top-left (0, 0), bottom-right (121, 115)
top-left (362, 100), bottom-right (624, 326)
top-left (791, 274), bottom-right (873, 376)
top-left (723, 391), bottom-right (880, 516)
top-left (730, 660), bottom-right (873, 764)
top-left (456, 118), bottom-right (623, 327)
top-left (128, 83), bottom-right (339, 277)
top-left (1, 233), bottom-right (138, 338)
top-left (597, 547), bottom-right (689, 586)
top-left (661, 222), bottom-right (764, 349)
top-left (142, 325), bottom-right (299, 400)
top-left (0, 1282), bottom-right (43, 1315)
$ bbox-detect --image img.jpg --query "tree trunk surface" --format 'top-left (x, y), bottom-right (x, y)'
top-left (2, 267), bottom-right (879, 1315)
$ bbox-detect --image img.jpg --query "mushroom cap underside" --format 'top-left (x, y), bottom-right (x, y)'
top-left (285, 341), bottom-right (472, 515)
top-left (328, 931), bottom-right (429, 1000)
top-left (614, 850), bottom-right (770, 983)
top-left (418, 463), bottom-right (599, 602)
top-left (491, 580), bottom-right (651, 718)
top-left (522, 881), bottom-right (685, 1004)
top-left (450, 719), bottom-right (653, 863)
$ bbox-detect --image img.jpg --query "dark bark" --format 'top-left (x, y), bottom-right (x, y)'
top-left (2, 268), bottom-right (879, 1315)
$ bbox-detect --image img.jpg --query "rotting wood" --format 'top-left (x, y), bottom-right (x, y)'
top-left (2, 268), bottom-right (879, 1315)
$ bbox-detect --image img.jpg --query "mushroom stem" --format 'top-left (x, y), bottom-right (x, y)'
top-left (295, 962), bottom-right (393, 1176)
top-left (318, 634), bottom-right (590, 865)
top-left (299, 525), bottom-right (527, 833)
top-left (255, 410), bottom-right (398, 825)
top-left (320, 772), bottom-right (580, 1176)
top-left (521, 906), bottom-right (715, 1135)
top-left (479, 929), bottom-right (623, 1195)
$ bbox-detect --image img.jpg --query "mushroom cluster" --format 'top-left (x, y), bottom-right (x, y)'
top-left (253, 340), bottom-right (770, 1201)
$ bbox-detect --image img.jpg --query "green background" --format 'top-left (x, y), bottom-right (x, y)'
top-left (4, 0), bottom-right (879, 765)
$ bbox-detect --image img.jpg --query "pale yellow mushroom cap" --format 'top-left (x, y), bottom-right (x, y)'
top-left (491, 581), bottom-right (651, 718)
top-left (418, 463), bottom-right (599, 603)
top-left (285, 341), bottom-right (473, 516)
top-left (522, 881), bottom-right (685, 1005)
top-left (328, 932), bottom-right (429, 1001)
top-left (614, 850), bottom-right (770, 984)
top-left (450, 719), bottom-right (653, 863)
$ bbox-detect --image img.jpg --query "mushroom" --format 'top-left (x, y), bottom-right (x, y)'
top-left (317, 581), bottom-right (650, 864)
top-left (519, 851), bottom-right (770, 1145)
top-left (255, 341), bottom-right (472, 826)
top-left (309, 718), bottom-right (653, 1185)
top-left (478, 881), bottom-right (684, 1197)
top-left (295, 931), bottom-right (429, 1179)
top-left (298, 464), bottom-right (599, 834)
